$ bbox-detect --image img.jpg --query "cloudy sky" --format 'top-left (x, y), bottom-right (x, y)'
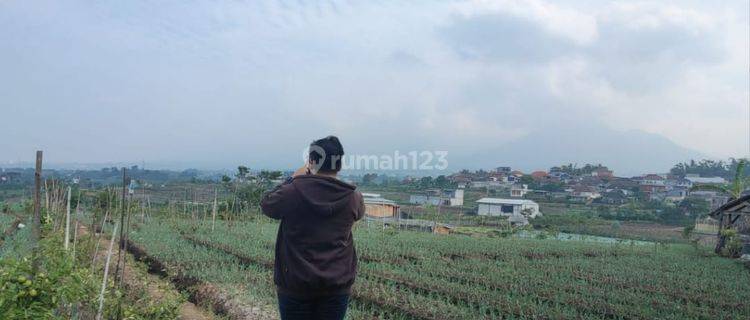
top-left (0, 0), bottom-right (748, 173)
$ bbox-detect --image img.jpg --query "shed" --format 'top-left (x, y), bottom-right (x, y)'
top-left (476, 198), bottom-right (540, 218)
top-left (708, 194), bottom-right (750, 255)
top-left (363, 195), bottom-right (400, 218)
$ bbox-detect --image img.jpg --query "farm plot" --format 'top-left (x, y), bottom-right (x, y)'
top-left (129, 218), bottom-right (750, 319)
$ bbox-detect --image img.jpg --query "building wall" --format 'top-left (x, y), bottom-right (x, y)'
top-left (409, 195), bottom-right (442, 206)
top-left (409, 193), bottom-right (464, 207)
top-left (477, 203), bottom-right (539, 217)
top-left (365, 203), bottom-right (397, 218)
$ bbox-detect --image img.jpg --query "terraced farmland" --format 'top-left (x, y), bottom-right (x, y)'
top-left (127, 218), bottom-right (750, 320)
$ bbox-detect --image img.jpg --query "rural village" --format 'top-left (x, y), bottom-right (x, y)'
top-left (2, 0), bottom-right (749, 319)
top-left (2, 155), bottom-right (749, 319)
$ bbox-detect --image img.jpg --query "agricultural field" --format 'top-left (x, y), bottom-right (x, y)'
top-left (126, 216), bottom-right (750, 320)
top-left (1, 183), bottom-right (747, 319)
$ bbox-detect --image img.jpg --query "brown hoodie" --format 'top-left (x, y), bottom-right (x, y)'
top-left (260, 175), bottom-right (365, 298)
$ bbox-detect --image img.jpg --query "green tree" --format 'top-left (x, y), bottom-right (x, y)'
top-left (236, 166), bottom-right (250, 182)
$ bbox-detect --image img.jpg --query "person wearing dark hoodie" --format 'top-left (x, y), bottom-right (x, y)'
top-left (261, 136), bottom-right (365, 320)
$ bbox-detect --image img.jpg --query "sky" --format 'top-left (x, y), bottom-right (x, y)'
top-left (0, 0), bottom-right (748, 174)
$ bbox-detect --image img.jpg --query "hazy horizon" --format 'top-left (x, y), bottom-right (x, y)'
top-left (1, 1), bottom-right (748, 176)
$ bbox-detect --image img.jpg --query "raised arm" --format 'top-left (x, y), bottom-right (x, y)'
top-left (260, 178), bottom-right (297, 220)
top-left (353, 191), bottom-right (365, 221)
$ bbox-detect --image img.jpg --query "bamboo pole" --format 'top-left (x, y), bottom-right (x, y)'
top-left (64, 186), bottom-right (72, 251)
top-left (141, 190), bottom-right (146, 224)
top-left (96, 222), bottom-right (119, 320)
top-left (120, 195), bottom-right (132, 288)
top-left (72, 191), bottom-right (80, 260)
top-left (91, 209), bottom-right (110, 271)
top-left (212, 189), bottom-right (217, 232)
top-left (72, 219), bottom-right (79, 261)
top-left (146, 195), bottom-right (151, 222)
top-left (44, 179), bottom-right (49, 214)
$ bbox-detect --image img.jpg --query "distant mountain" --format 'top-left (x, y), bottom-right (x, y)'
top-left (457, 123), bottom-right (705, 176)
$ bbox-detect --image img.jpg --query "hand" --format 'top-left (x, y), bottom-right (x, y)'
top-left (292, 165), bottom-right (309, 177)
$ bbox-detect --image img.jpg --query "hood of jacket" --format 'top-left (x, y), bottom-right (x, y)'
top-left (291, 175), bottom-right (357, 217)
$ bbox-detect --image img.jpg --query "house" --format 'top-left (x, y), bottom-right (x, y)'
top-left (638, 174), bottom-right (666, 194)
top-left (447, 173), bottom-right (471, 185)
top-left (510, 184), bottom-right (529, 198)
top-left (470, 179), bottom-right (503, 189)
top-left (409, 188), bottom-right (464, 206)
top-left (664, 188), bottom-right (688, 203)
top-left (597, 189), bottom-right (629, 204)
top-left (476, 198), bottom-right (540, 218)
top-left (495, 166), bottom-right (511, 174)
top-left (548, 167), bottom-right (572, 182)
top-left (363, 194), bottom-right (400, 218)
top-left (608, 177), bottom-right (639, 191)
top-left (530, 171), bottom-right (548, 181)
top-left (510, 170), bottom-right (525, 178)
top-left (665, 178), bottom-right (693, 190)
top-left (570, 185), bottom-right (601, 200)
top-left (685, 174), bottom-right (726, 185)
top-left (592, 168), bottom-right (614, 179)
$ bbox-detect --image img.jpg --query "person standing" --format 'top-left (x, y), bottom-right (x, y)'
top-left (261, 136), bottom-right (365, 320)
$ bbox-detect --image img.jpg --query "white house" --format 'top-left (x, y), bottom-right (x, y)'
top-left (409, 188), bottom-right (464, 206)
top-left (476, 198), bottom-right (540, 218)
top-left (510, 184), bottom-right (529, 198)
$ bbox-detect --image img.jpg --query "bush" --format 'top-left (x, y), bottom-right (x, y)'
top-left (721, 228), bottom-right (743, 258)
top-left (0, 236), bottom-right (97, 319)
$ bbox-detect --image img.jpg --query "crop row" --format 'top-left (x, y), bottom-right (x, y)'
top-left (131, 218), bottom-right (750, 319)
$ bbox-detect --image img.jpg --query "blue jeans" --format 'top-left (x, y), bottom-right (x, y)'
top-left (277, 292), bottom-right (350, 320)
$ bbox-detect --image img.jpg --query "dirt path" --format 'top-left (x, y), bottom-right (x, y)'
top-left (80, 222), bottom-right (216, 320)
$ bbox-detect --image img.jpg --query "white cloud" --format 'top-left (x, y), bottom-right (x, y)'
top-left (0, 0), bottom-right (746, 169)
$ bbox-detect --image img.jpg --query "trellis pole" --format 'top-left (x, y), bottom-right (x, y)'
top-left (64, 186), bottom-right (72, 250)
top-left (96, 221), bottom-right (119, 320)
top-left (212, 189), bottom-right (218, 232)
top-left (31, 151), bottom-right (43, 275)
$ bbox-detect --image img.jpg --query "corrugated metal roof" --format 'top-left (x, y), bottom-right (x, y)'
top-left (361, 192), bottom-right (381, 198)
top-left (686, 176), bottom-right (726, 184)
top-left (364, 197), bottom-right (397, 205)
top-left (476, 198), bottom-right (538, 205)
top-left (710, 194), bottom-right (750, 217)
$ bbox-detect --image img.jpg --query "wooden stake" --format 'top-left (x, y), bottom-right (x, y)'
top-left (31, 151), bottom-right (43, 275)
top-left (72, 218), bottom-right (79, 261)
